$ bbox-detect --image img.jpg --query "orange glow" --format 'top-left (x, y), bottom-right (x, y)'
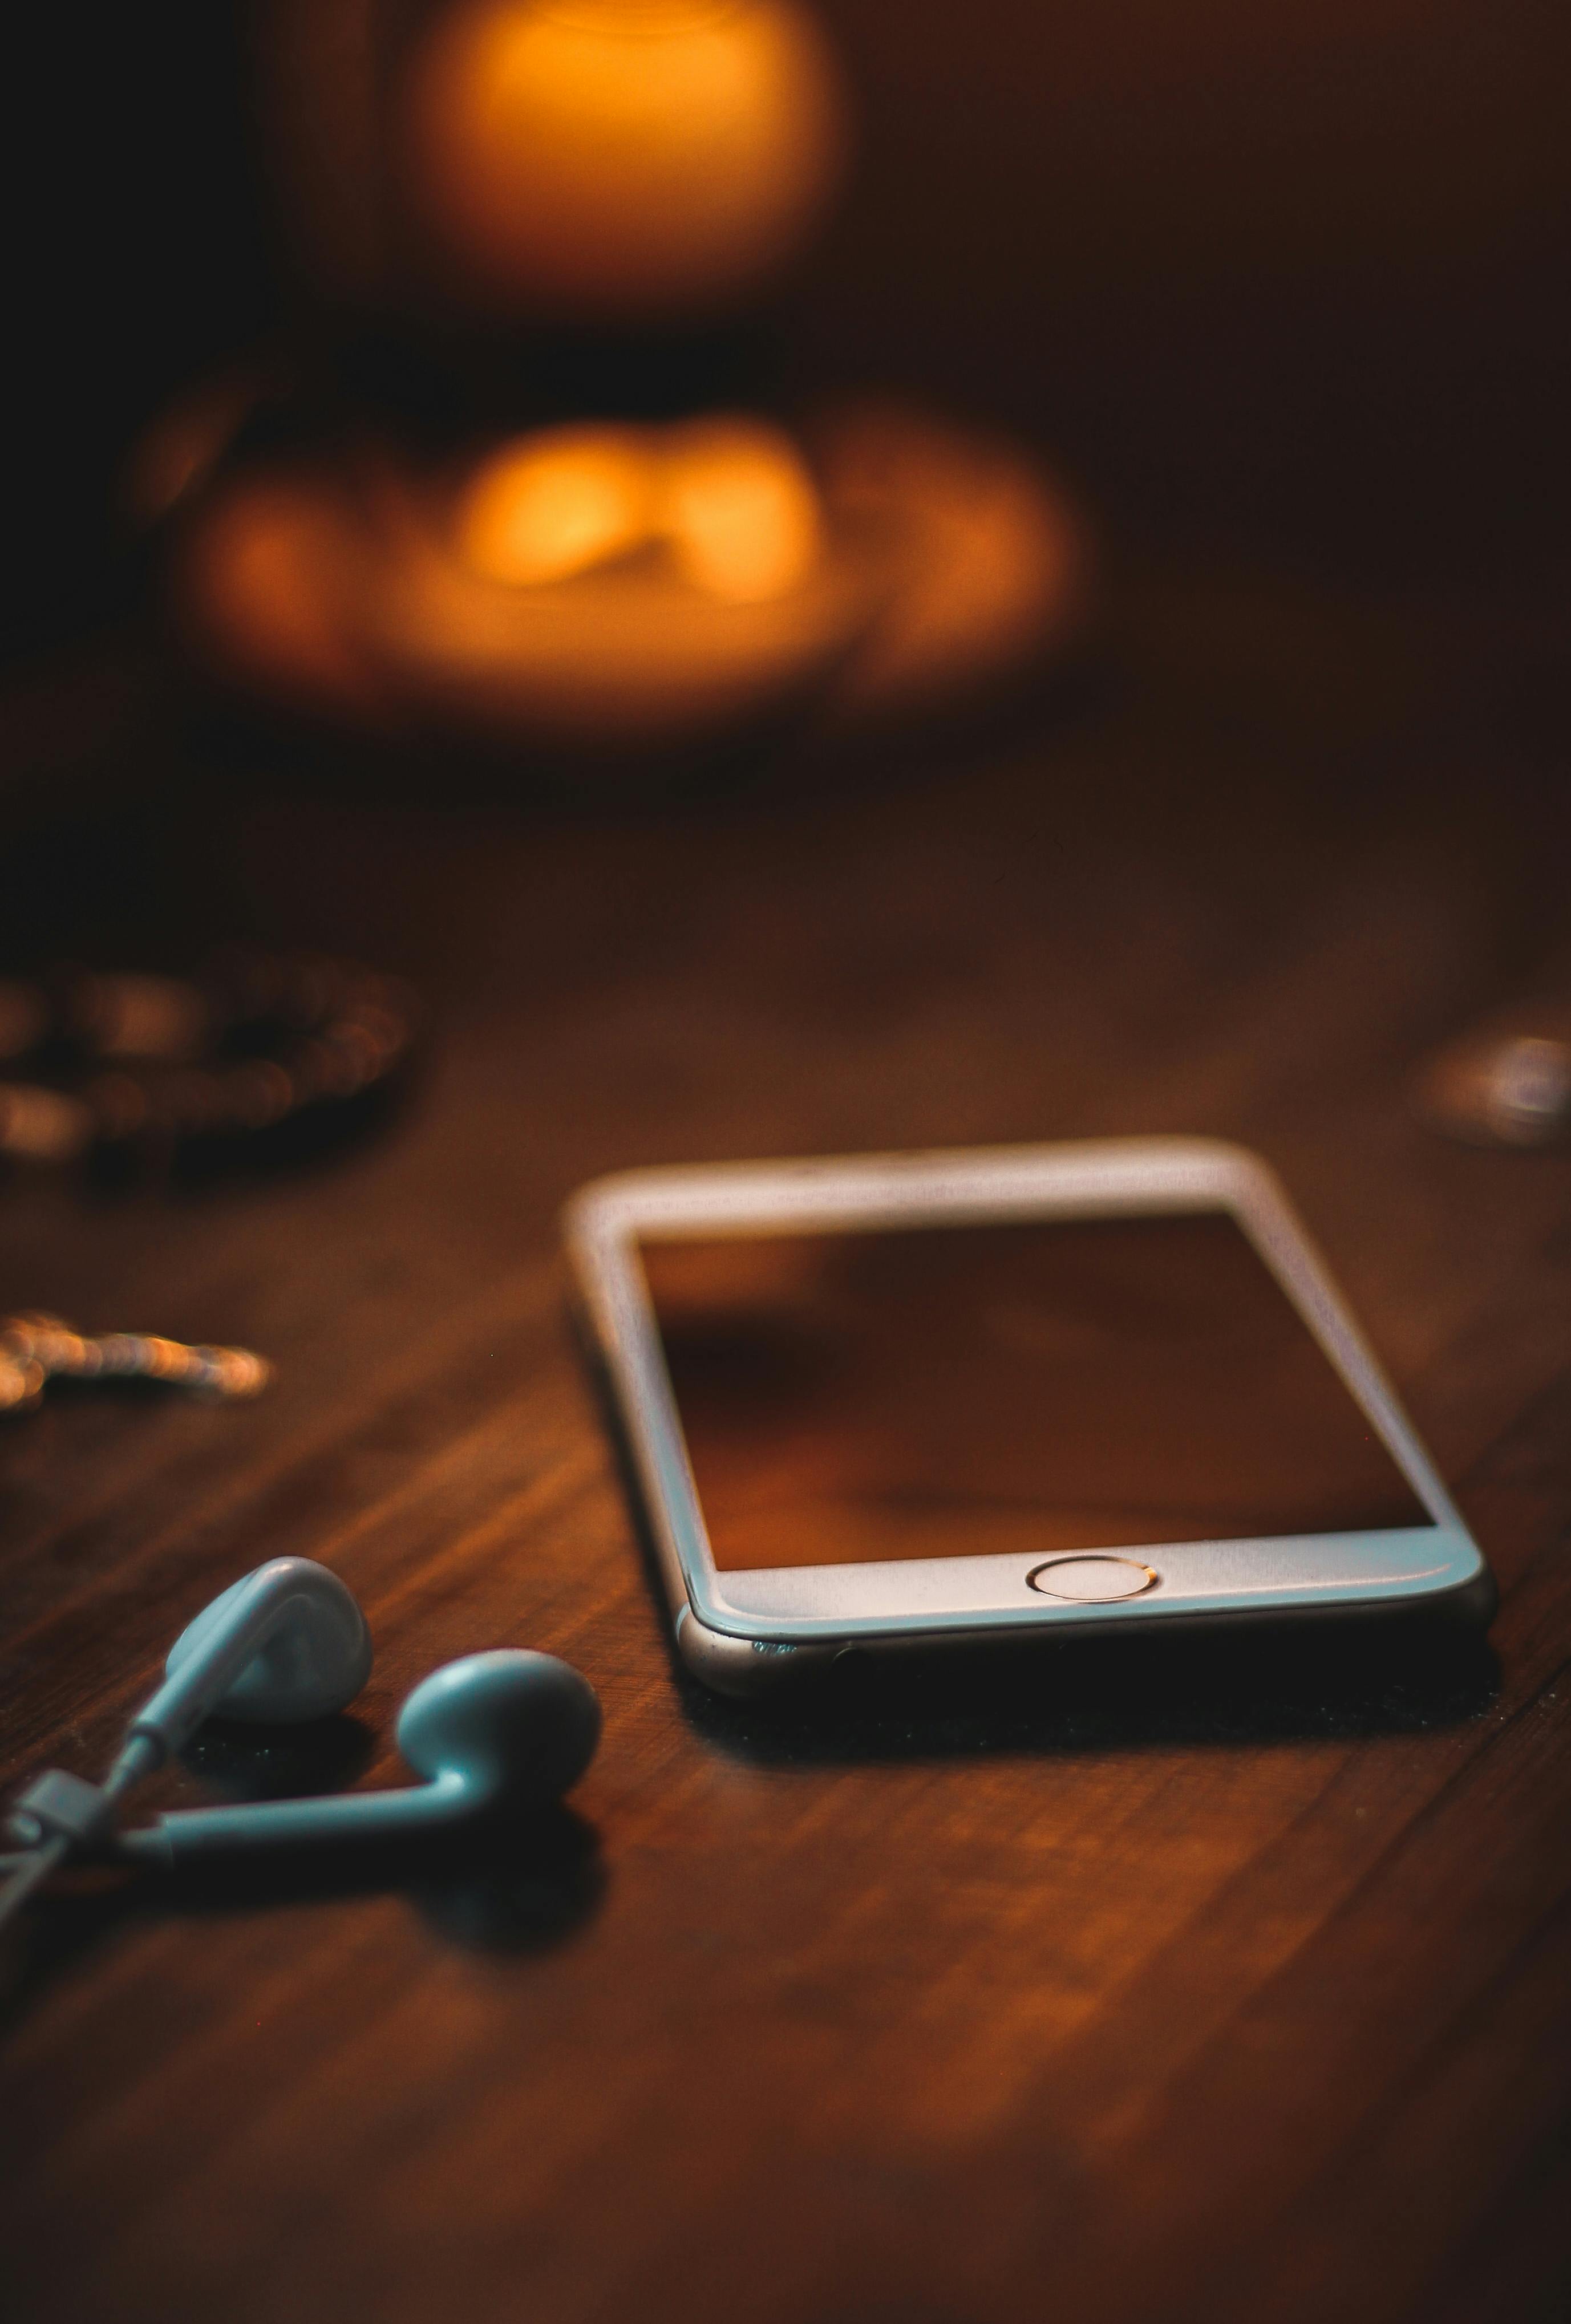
top-left (456, 416), bottom-right (822, 602)
top-left (456, 425), bottom-right (654, 585)
top-left (659, 417), bottom-right (821, 602)
top-left (178, 475), bottom-right (379, 717)
top-left (172, 411), bottom-right (1080, 754)
top-left (400, 0), bottom-right (847, 315)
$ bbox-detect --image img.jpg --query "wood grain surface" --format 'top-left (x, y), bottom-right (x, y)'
top-left (2, 568), bottom-right (1570, 2324)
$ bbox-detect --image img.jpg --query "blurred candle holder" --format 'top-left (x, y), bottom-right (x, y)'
top-left (142, 0), bottom-right (1090, 774)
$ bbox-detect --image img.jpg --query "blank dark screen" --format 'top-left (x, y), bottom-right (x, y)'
top-left (638, 1212), bottom-right (1433, 1571)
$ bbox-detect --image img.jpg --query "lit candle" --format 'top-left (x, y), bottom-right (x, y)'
top-left (400, 0), bottom-right (848, 314)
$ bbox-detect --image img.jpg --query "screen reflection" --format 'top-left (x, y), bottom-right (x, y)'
top-left (638, 1212), bottom-right (1432, 1571)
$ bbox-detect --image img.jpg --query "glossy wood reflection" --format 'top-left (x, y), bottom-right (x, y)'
top-left (2, 566), bottom-right (1571, 2324)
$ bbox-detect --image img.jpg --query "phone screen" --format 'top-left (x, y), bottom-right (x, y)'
top-left (637, 1211), bottom-right (1434, 1571)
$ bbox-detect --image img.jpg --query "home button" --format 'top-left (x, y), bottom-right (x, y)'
top-left (1026, 1555), bottom-right (1158, 1602)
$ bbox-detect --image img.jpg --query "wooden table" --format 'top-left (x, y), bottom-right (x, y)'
top-left (2, 565), bottom-right (1569, 2323)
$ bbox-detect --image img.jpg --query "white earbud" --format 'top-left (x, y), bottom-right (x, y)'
top-left (1, 1556), bottom-right (373, 1928)
top-left (148, 1556), bottom-right (374, 1739)
top-left (1, 1561), bottom-right (600, 1928)
top-left (118, 1649), bottom-right (602, 1866)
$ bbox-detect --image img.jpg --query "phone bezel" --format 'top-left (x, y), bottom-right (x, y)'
top-left (564, 1138), bottom-right (1487, 1646)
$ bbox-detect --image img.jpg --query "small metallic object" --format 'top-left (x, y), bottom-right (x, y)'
top-left (1414, 1013), bottom-right (1571, 1148)
top-left (0, 1313), bottom-right (272, 1416)
top-left (0, 952), bottom-right (422, 1178)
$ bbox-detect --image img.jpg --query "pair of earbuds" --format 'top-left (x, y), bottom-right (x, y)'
top-left (0, 1559), bottom-right (601, 1926)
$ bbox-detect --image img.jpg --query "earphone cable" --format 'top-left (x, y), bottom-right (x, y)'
top-left (0, 1834), bottom-right (71, 1937)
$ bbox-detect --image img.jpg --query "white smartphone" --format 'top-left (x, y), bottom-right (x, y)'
top-left (565, 1138), bottom-right (1493, 1697)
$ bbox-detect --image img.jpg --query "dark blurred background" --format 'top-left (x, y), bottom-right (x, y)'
top-left (7, 25), bottom-right (1571, 2319)
top-left (7, 0), bottom-right (1571, 668)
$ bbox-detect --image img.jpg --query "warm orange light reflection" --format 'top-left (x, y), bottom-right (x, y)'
top-left (180, 474), bottom-right (380, 717)
top-left (172, 409), bottom-right (1082, 754)
top-left (659, 417), bottom-right (821, 602)
top-left (400, 0), bottom-right (847, 314)
top-left (457, 424), bottom-right (653, 585)
top-left (456, 415), bottom-right (821, 602)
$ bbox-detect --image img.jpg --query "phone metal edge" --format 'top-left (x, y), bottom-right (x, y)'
top-left (562, 1138), bottom-right (1491, 1678)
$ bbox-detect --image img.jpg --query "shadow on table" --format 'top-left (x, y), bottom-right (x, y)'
top-left (140, 1800), bottom-right (607, 1954)
top-left (153, 1713), bottom-right (608, 1946)
top-left (678, 1613), bottom-right (1501, 1770)
top-left (0, 1734), bottom-right (605, 2034)
top-left (581, 1304), bottom-right (1501, 1768)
